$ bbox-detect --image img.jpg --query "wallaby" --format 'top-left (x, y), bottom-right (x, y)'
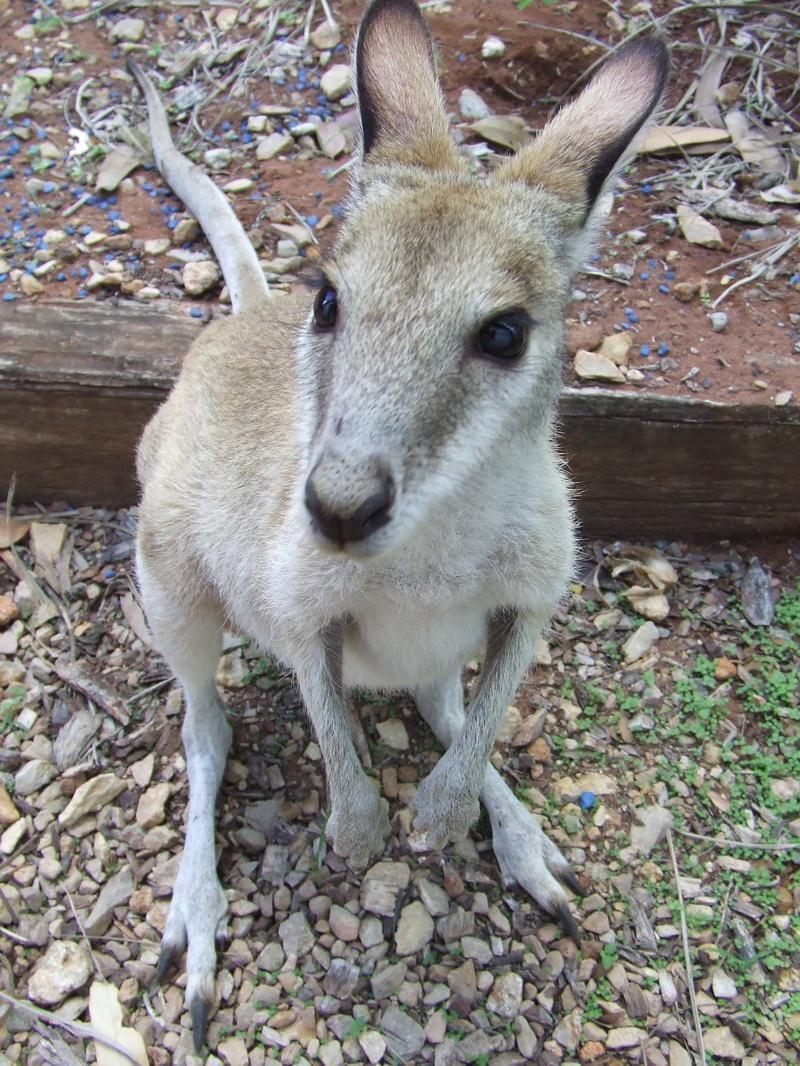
top-left (131, 0), bottom-right (667, 1049)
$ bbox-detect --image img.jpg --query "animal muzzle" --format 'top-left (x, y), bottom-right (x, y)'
top-left (304, 451), bottom-right (396, 550)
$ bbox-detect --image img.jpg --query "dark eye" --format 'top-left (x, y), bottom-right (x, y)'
top-left (314, 284), bottom-right (338, 330)
top-left (477, 312), bottom-right (531, 362)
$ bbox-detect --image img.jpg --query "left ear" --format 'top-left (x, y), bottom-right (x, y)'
top-left (494, 38), bottom-right (669, 223)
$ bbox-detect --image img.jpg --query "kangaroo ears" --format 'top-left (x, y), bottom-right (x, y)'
top-left (355, 0), bottom-right (464, 171)
top-left (496, 39), bottom-right (669, 223)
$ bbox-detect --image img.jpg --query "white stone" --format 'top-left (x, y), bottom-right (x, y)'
top-left (622, 620), bottom-right (660, 663)
top-left (311, 20), bottom-right (341, 50)
top-left (703, 1027), bottom-right (746, 1060)
top-left (182, 259), bottom-right (220, 295)
top-left (59, 773), bottom-right (126, 827)
top-left (358, 1030), bottom-right (386, 1065)
top-left (110, 17), bottom-right (146, 43)
top-left (14, 758), bottom-right (57, 796)
top-left (329, 904), bottom-right (360, 943)
top-left (223, 178), bottom-right (254, 193)
top-left (574, 349), bottom-right (626, 383)
top-left (677, 204), bottom-right (723, 247)
top-left (279, 911), bottom-right (314, 957)
top-left (482, 36), bottom-right (506, 59)
top-left (0, 818), bottom-right (28, 856)
top-left (458, 88), bottom-right (492, 121)
top-left (27, 941), bottom-right (91, 1005)
top-left (204, 147), bottom-right (232, 170)
top-left (376, 718), bottom-right (409, 751)
top-left (395, 901), bottom-right (434, 955)
top-left (144, 237), bottom-right (171, 256)
top-left (598, 331), bottom-right (633, 366)
top-left (320, 64), bottom-right (352, 101)
top-left (486, 972), bottom-right (523, 1018)
top-left (136, 782), bottom-right (170, 829)
top-left (256, 133), bottom-right (294, 161)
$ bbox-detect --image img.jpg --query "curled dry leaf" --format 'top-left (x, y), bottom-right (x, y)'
top-left (610, 546), bottom-right (677, 621)
top-left (624, 586), bottom-right (671, 622)
top-left (610, 546), bottom-right (678, 591)
top-left (88, 980), bottom-right (148, 1066)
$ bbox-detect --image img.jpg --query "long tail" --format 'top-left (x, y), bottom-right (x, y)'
top-left (128, 60), bottom-right (268, 314)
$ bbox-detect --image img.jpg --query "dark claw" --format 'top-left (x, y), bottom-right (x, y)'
top-left (555, 901), bottom-right (582, 946)
top-left (155, 943), bottom-right (180, 985)
top-left (559, 867), bottom-right (587, 898)
top-left (215, 929), bottom-right (230, 951)
top-left (191, 998), bottom-right (210, 1053)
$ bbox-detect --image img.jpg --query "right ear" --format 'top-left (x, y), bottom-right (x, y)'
top-left (355, 0), bottom-right (463, 171)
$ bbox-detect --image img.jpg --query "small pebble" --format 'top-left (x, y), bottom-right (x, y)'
top-left (709, 311), bottom-right (728, 333)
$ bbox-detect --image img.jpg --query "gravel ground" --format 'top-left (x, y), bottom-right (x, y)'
top-left (0, 509), bottom-right (798, 1065)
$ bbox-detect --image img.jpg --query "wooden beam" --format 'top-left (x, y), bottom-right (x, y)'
top-left (2, 301), bottom-right (798, 538)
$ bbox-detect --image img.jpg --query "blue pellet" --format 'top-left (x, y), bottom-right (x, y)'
top-left (2, 292), bottom-right (16, 301)
top-left (658, 284), bottom-right (669, 294)
top-left (657, 343), bottom-right (670, 356)
top-left (642, 182), bottom-right (653, 194)
top-left (56, 272), bottom-right (66, 281)
top-left (77, 288), bottom-right (88, 298)
top-left (190, 307), bottom-right (203, 318)
top-left (640, 344), bottom-right (651, 357)
top-left (578, 791), bottom-right (596, 811)
top-left (664, 270), bottom-right (675, 280)
top-left (78, 266), bottom-right (89, 278)
top-left (624, 308), bottom-right (640, 324)
top-left (305, 214), bottom-right (318, 228)
top-left (640, 271), bottom-right (649, 280)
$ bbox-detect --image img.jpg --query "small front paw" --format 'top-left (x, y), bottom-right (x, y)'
top-left (411, 767), bottom-right (480, 850)
top-left (327, 784), bottom-right (390, 868)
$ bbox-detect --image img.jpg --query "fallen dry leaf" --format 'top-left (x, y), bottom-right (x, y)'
top-left (724, 109), bottom-right (783, 172)
top-left (89, 980), bottom-right (148, 1066)
top-left (640, 124), bottom-right (729, 154)
top-left (0, 515), bottom-right (30, 549)
top-left (120, 591), bottom-right (154, 648)
top-left (468, 115), bottom-right (529, 153)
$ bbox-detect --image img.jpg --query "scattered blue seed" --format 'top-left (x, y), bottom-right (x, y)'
top-left (640, 344), bottom-right (651, 357)
top-left (641, 182), bottom-right (653, 194)
top-left (657, 343), bottom-right (670, 356)
top-left (578, 791), bottom-right (596, 810)
top-left (189, 307), bottom-right (203, 318)
top-left (658, 284), bottom-right (670, 294)
top-left (640, 271), bottom-right (649, 280)
top-left (624, 308), bottom-right (640, 324)
top-left (2, 292), bottom-right (16, 302)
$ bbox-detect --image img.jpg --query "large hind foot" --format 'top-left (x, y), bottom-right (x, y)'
top-left (155, 861), bottom-right (229, 1052)
top-left (484, 767), bottom-right (585, 942)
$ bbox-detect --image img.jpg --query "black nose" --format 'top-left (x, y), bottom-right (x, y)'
top-left (304, 472), bottom-right (395, 546)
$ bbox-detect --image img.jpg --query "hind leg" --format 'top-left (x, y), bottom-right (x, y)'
top-left (415, 673), bottom-right (584, 940)
top-left (138, 554), bottom-right (231, 1050)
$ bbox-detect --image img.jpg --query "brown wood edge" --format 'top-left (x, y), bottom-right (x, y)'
top-left (2, 300), bottom-right (799, 537)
